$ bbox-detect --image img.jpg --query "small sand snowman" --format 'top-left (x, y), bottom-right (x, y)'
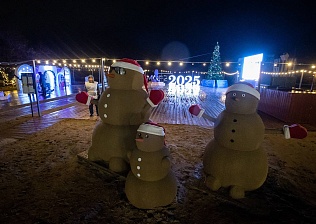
top-left (125, 122), bottom-right (177, 209)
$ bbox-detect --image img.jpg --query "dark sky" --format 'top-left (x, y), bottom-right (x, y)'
top-left (1, 0), bottom-right (316, 63)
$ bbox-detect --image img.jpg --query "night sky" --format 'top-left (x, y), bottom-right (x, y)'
top-left (1, 0), bottom-right (316, 63)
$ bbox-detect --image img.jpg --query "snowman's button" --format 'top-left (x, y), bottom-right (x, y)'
top-left (104, 114), bottom-right (107, 118)
top-left (231, 129), bottom-right (236, 133)
top-left (104, 104), bottom-right (108, 108)
top-left (233, 119), bottom-right (237, 122)
top-left (230, 139), bottom-right (235, 143)
top-left (138, 157), bottom-right (142, 162)
top-left (137, 166), bottom-right (140, 170)
top-left (107, 94), bottom-right (110, 97)
top-left (137, 173), bottom-right (141, 177)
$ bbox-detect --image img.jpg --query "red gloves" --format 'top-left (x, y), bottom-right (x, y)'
top-left (147, 89), bottom-right (164, 107)
top-left (189, 104), bottom-right (205, 118)
top-left (283, 124), bottom-right (308, 139)
top-left (76, 91), bottom-right (93, 105)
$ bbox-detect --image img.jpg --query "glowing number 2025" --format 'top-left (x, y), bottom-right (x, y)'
top-left (168, 75), bottom-right (176, 84)
top-left (168, 75), bottom-right (200, 85)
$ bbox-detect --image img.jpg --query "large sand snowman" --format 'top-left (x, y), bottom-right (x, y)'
top-left (76, 58), bottom-right (164, 173)
top-left (189, 82), bottom-right (307, 198)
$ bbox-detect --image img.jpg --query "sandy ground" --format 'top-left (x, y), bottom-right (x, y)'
top-left (0, 119), bottom-right (315, 224)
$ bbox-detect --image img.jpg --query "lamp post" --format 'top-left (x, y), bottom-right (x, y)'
top-left (299, 70), bottom-right (304, 89)
top-left (311, 65), bottom-right (315, 91)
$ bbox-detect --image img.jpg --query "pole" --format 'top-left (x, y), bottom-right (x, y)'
top-left (28, 93), bottom-right (34, 117)
top-left (32, 60), bottom-right (41, 116)
top-left (299, 71), bottom-right (304, 89)
top-left (72, 68), bottom-right (75, 84)
top-left (311, 75), bottom-right (315, 92)
top-left (101, 58), bottom-right (105, 92)
top-left (63, 69), bottom-right (67, 96)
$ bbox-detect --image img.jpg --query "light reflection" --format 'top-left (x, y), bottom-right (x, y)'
top-left (220, 93), bottom-right (226, 103)
top-left (167, 82), bottom-right (202, 98)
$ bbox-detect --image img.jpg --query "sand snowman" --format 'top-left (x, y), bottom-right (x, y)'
top-left (125, 122), bottom-right (177, 209)
top-left (76, 58), bottom-right (164, 173)
top-left (189, 83), bottom-right (268, 199)
top-left (189, 82), bottom-right (307, 199)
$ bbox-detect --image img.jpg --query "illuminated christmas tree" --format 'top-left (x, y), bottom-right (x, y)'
top-left (206, 42), bottom-right (223, 80)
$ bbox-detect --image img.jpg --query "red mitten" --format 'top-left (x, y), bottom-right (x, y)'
top-left (283, 124), bottom-right (308, 139)
top-left (147, 89), bottom-right (164, 107)
top-left (189, 104), bottom-right (205, 117)
top-left (76, 91), bottom-right (92, 105)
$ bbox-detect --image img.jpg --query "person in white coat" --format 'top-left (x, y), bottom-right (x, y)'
top-left (85, 75), bottom-right (99, 116)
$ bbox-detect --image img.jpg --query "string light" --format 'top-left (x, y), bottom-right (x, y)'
top-left (262, 70), bottom-right (316, 75)
top-left (27, 58), bottom-right (316, 75)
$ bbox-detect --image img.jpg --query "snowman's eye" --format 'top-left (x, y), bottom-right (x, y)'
top-left (138, 133), bottom-right (141, 137)
top-left (145, 134), bottom-right (149, 138)
top-left (242, 94), bottom-right (246, 97)
top-left (232, 93), bottom-right (236, 96)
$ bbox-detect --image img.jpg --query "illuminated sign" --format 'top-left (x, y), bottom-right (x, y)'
top-left (158, 74), bottom-right (200, 85)
top-left (242, 53), bottom-right (263, 81)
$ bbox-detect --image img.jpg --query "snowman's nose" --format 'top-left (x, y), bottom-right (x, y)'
top-left (136, 138), bottom-right (144, 142)
top-left (107, 73), bottom-right (115, 78)
top-left (232, 96), bottom-right (240, 101)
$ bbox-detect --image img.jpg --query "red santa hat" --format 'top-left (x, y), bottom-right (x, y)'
top-left (226, 82), bottom-right (260, 100)
top-left (111, 58), bottom-right (148, 92)
top-left (137, 122), bottom-right (165, 136)
top-left (111, 58), bottom-right (144, 74)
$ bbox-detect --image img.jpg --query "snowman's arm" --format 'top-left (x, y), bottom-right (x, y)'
top-left (189, 104), bottom-right (216, 122)
top-left (265, 124), bottom-right (308, 139)
top-left (265, 128), bottom-right (283, 134)
top-left (201, 113), bottom-right (217, 123)
top-left (146, 89), bottom-right (164, 107)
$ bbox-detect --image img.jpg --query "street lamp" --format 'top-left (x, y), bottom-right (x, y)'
top-left (298, 70), bottom-right (307, 89)
top-left (311, 66), bottom-right (316, 91)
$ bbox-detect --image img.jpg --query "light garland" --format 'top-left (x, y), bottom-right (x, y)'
top-left (222, 71), bottom-right (239, 75)
top-left (2, 58), bottom-right (316, 74)
top-left (262, 70), bottom-right (316, 75)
